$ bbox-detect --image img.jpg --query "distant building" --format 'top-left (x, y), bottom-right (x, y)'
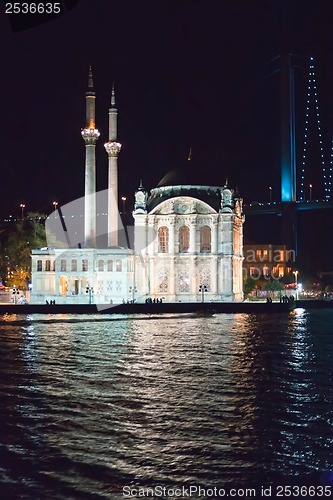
top-left (31, 70), bottom-right (245, 304)
top-left (243, 244), bottom-right (294, 280)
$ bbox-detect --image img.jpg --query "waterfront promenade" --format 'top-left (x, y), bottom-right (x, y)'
top-left (1, 299), bottom-right (331, 315)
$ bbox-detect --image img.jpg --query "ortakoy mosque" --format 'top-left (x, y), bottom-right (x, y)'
top-left (31, 70), bottom-right (244, 304)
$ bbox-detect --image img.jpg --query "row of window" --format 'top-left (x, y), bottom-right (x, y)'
top-left (249, 266), bottom-right (285, 277)
top-left (37, 259), bottom-right (123, 272)
top-left (158, 225), bottom-right (211, 253)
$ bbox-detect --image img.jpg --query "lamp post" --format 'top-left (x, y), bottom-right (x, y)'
top-left (53, 201), bottom-right (58, 211)
top-left (129, 285), bottom-right (137, 303)
top-left (121, 196), bottom-right (127, 213)
top-left (20, 204), bottom-right (25, 220)
top-left (86, 285), bottom-right (94, 304)
top-left (309, 184), bottom-right (313, 202)
top-left (293, 270), bottom-right (298, 300)
top-left (268, 186), bottom-right (272, 203)
top-left (12, 285), bottom-right (20, 304)
top-left (199, 284), bottom-right (208, 303)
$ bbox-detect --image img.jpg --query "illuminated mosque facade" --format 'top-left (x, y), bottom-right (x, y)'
top-left (31, 70), bottom-right (244, 304)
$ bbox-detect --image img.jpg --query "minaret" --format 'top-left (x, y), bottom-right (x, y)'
top-left (104, 84), bottom-right (122, 247)
top-left (81, 66), bottom-right (100, 247)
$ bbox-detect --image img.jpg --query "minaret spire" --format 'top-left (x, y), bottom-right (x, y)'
top-left (88, 65), bottom-right (94, 89)
top-left (81, 66), bottom-right (100, 246)
top-left (104, 84), bottom-right (122, 247)
top-left (111, 82), bottom-right (116, 107)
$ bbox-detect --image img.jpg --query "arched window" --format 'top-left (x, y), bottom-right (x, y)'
top-left (116, 259), bottom-right (122, 272)
top-left (82, 259), bottom-right (88, 271)
top-left (98, 259), bottom-right (104, 272)
top-left (179, 225), bottom-right (190, 253)
top-left (71, 259), bottom-right (77, 272)
top-left (107, 260), bottom-right (113, 271)
top-left (158, 226), bottom-right (169, 253)
top-left (37, 260), bottom-right (42, 271)
top-left (60, 259), bottom-right (67, 272)
top-left (45, 260), bottom-right (51, 271)
top-left (200, 226), bottom-right (211, 253)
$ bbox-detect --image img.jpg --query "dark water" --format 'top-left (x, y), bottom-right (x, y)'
top-left (0, 309), bottom-right (333, 499)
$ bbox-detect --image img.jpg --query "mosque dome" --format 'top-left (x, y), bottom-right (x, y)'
top-left (156, 156), bottom-right (225, 188)
top-left (148, 157), bottom-right (227, 212)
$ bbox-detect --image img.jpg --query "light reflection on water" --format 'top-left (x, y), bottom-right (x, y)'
top-left (0, 310), bottom-right (333, 497)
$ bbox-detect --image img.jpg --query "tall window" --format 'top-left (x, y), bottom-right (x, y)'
top-left (45, 260), bottom-right (51, 271)
top-left (116, 259), bottom-right (122, 272)
top-left (82, 259), bottom-right (88, 271)
top-left (179, 226), bottom-right (190, 253)
top-left (71, 259), bottom-right (77, 272)
top-left (263, 266), bottom-right (269, 277)
top-left (200, 226), bottom-right (211, 253)
top-left (158, 226), bottom-right (169, 253)
top-left (37, 260), bottom-right (42, 271)
top-left (107, 260), bottom-right (113, 271)
top-left (98, 259), bottom-right (104, 272)
top-left (60, 259), bottom-right (67, 272)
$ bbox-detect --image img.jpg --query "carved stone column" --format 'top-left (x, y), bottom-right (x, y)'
top-left (211, 256), bottom-right (218, 295)
top-left (168, 220), bottom-right (175, 255)
top-left (190, 255), bottom-right (197, 299)
top-left (189, 217), bottom-right (197, 253)
top-left (169, 256), bottom-right (176, 298)
top-left (211, 221), bottom-right (218, 254)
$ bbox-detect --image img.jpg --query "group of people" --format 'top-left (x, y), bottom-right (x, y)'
top-left (17, 295), bottom-right (27, 304)
top-left (145, 297), bottom-right (163, 304)
top-left (266, 295), bottom-right (295, 304)
top-left (280, 295), bottom-right (295, 303)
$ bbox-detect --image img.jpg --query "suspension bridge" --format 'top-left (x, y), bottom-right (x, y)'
top-left (244, 54), bottom-right (333, 254)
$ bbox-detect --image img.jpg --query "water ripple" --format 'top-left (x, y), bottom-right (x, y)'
top-left (0, 310), bottom-right (333, 497)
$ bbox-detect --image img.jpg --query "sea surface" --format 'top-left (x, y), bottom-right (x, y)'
top-left (0, 309), bottom-right (333, 499)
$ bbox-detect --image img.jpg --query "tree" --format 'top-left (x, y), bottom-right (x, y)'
top-left (243, 276), bottom-right (257, 298)
top-left (6, 269), bottom-right (30, 289)
top-left (2, 212), bottom-right (46, 287)
top-left (265, 277), bottom-right (284, 297)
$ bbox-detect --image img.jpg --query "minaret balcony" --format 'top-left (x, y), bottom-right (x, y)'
top-left (81, 127), bottom-right (100, 144)
top-left (104, 141), bottom-right (122, 157)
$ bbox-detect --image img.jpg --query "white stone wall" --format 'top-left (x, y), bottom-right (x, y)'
top-left (133, 195), bottom-right (244, 302)
top-left (31, 248), bottom-right (133, 304)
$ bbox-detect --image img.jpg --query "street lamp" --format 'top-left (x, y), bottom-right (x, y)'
top-left (86, 285), bottom-right (94, 304)
top-left (293, 270), bottom-right (299, 300)
top-left (121, 196), bottom-right (127, 213)
top-left (129, 285), bottom-right (137, 303)
top-left (53, 201), bottom-right (58, 211)
top-left (20, 203), bottom-right (25, 220)
top-left (199, 284), bottom-right (208, 303)
top-left (268, 187), bottom-right (272, 203)
top-left (309, 184), bottom-right (313, 202)
top-left (12, 285), bottom-right (20, 304)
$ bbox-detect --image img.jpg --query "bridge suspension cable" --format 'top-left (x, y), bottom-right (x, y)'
top-left (300, 56), bottom-right (332, 201)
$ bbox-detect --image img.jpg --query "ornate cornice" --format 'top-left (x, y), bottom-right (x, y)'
top-left (81, 128), bottom-right (100, 144)
top-left (104, 141), bottom-right (122, 157)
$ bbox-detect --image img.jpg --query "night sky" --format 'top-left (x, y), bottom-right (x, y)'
top-left (1, 0), bottom-right (333, 220)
